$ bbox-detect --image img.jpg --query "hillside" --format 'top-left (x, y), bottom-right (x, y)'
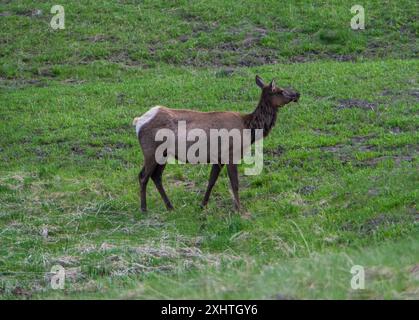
top-left (0, 1), bottom-right (418, 299)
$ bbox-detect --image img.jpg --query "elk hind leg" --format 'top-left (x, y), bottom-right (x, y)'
top-left (151, 164), bottom-right (173, 210)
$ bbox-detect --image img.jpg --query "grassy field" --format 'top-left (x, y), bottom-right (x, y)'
top-left (0, 1), bottom-right (418, 299)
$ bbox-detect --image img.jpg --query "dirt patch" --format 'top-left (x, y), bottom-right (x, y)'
top-left (289, 55), bottom-right (313, 63)
top-left (171, 21), bottom-right (363, 66)
top-left (176, 8), bottom-right (204, 22)
top-left (298, 185), bottom-right (317, 195)
top-left (194, 24), bottom-right (279, 66)
top-left (116, 93), bottom-right (125, 106)
top-left (132, 245), bottom-right (204, 259)
top-left (0, 78), bottom-right (48, 89)
top-left (107, 50), bottom-right (142, 67)
top-left (96, 146), bottom-right (114, 159)
top-left (35, 67), bottom-right (57, 78)
top-left (342, 214), bottom-right (407, 235)
top-left (381, 88), bottom-right (419, 104)
top-left (361, 155), bottom-right (415, 166)
top-left (51, 256), bottom-right (80, 267)
top-left (361, 215), bottom-right (395, 234)
top-left (321, 135), bottom-right (377, 159)
top-left (215, 68), bottom-right (236, 78)
top-left (13, 9), bottom-right (43, 17)
top-left (178, 35), bottom-right (189, 42)
top-left (389, 127), bottom-right (402, 134)
top-left (290, 52), bottom-right (356, 63)
top-left (83, 49), bottom-right (152, 69)
top-left (238, 50), bottom-right (278, 67)
top-left (312, 128), bottom-right (334, 136)
top-left (321, 135), bottom-right (416, 167)
top-left (240, 27), bottom-right (267, 48)
top-left (115, 93), bottom-right (135, 106)
top-left (266, 145), bottom-right (285, 157)
top-left (408, 89), bottom-right (419, 100)
top-left (172, 178), bottom-right (196, 190)
top-left (176, 25), bottom-right (276, 67)
top-left (328, 54), bottom-right (356, 62)
top-left (336, 99), bottom-right (377, 111)
top-left (71, 145), bottom-right (85, 156)
top-left (96, 142), bottom-right (130, 158)
top-left (365, 266), bottom-right (394, 280)
top-left (365, 40), bottom-right (392, 58)
top-left (34, 146), bottom-right (48, 159)
top-left (61, 78), bottom-right (86, 85)
top-left (11, 286), bottom-right (32, 298)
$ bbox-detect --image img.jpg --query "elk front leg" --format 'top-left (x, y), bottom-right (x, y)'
top-left (226, 164), bottom-right (240, 211)
top-left (201, 164), bottom-right (223, 208)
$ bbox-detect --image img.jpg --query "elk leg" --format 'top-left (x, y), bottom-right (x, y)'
top-left (226, 164), bottom-right (240, 211)
top-left (201, 164), bottom-right (223, 208)
top-left (139, 161), bottom-right (157, 212)
top-left (151, 164), bottom-right (173, 211)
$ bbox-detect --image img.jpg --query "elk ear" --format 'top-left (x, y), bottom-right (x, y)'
top-left (255, 75), bottom-right (265, 89)
top-left (269, 79), bottom-right (276, 90)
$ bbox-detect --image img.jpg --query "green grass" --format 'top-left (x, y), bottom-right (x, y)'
top-left (0, 1), bottom-right (418, 299)
top-left (33, 231), bottom-right (419, 299)
top-left (0, 0), bottom-right (417, 81)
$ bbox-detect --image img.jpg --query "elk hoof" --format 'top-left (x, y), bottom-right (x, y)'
top-left (200, 202), bottom-right (207, 209)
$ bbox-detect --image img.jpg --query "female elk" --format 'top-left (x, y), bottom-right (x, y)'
top-left (133, 75), bottom-right (299, 212)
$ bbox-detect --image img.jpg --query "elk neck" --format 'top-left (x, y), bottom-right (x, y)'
top-left (244, 95), bottom-right (278, 139)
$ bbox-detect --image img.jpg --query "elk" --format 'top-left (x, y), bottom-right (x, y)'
top-left (133, 75), bottom-right (300, 212)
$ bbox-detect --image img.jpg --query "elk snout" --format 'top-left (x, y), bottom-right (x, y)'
top-left (284, 90), bottom-right (300, 103)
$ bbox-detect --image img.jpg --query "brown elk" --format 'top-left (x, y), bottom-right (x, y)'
top-left (133, 75), bottom-right (300, 212)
